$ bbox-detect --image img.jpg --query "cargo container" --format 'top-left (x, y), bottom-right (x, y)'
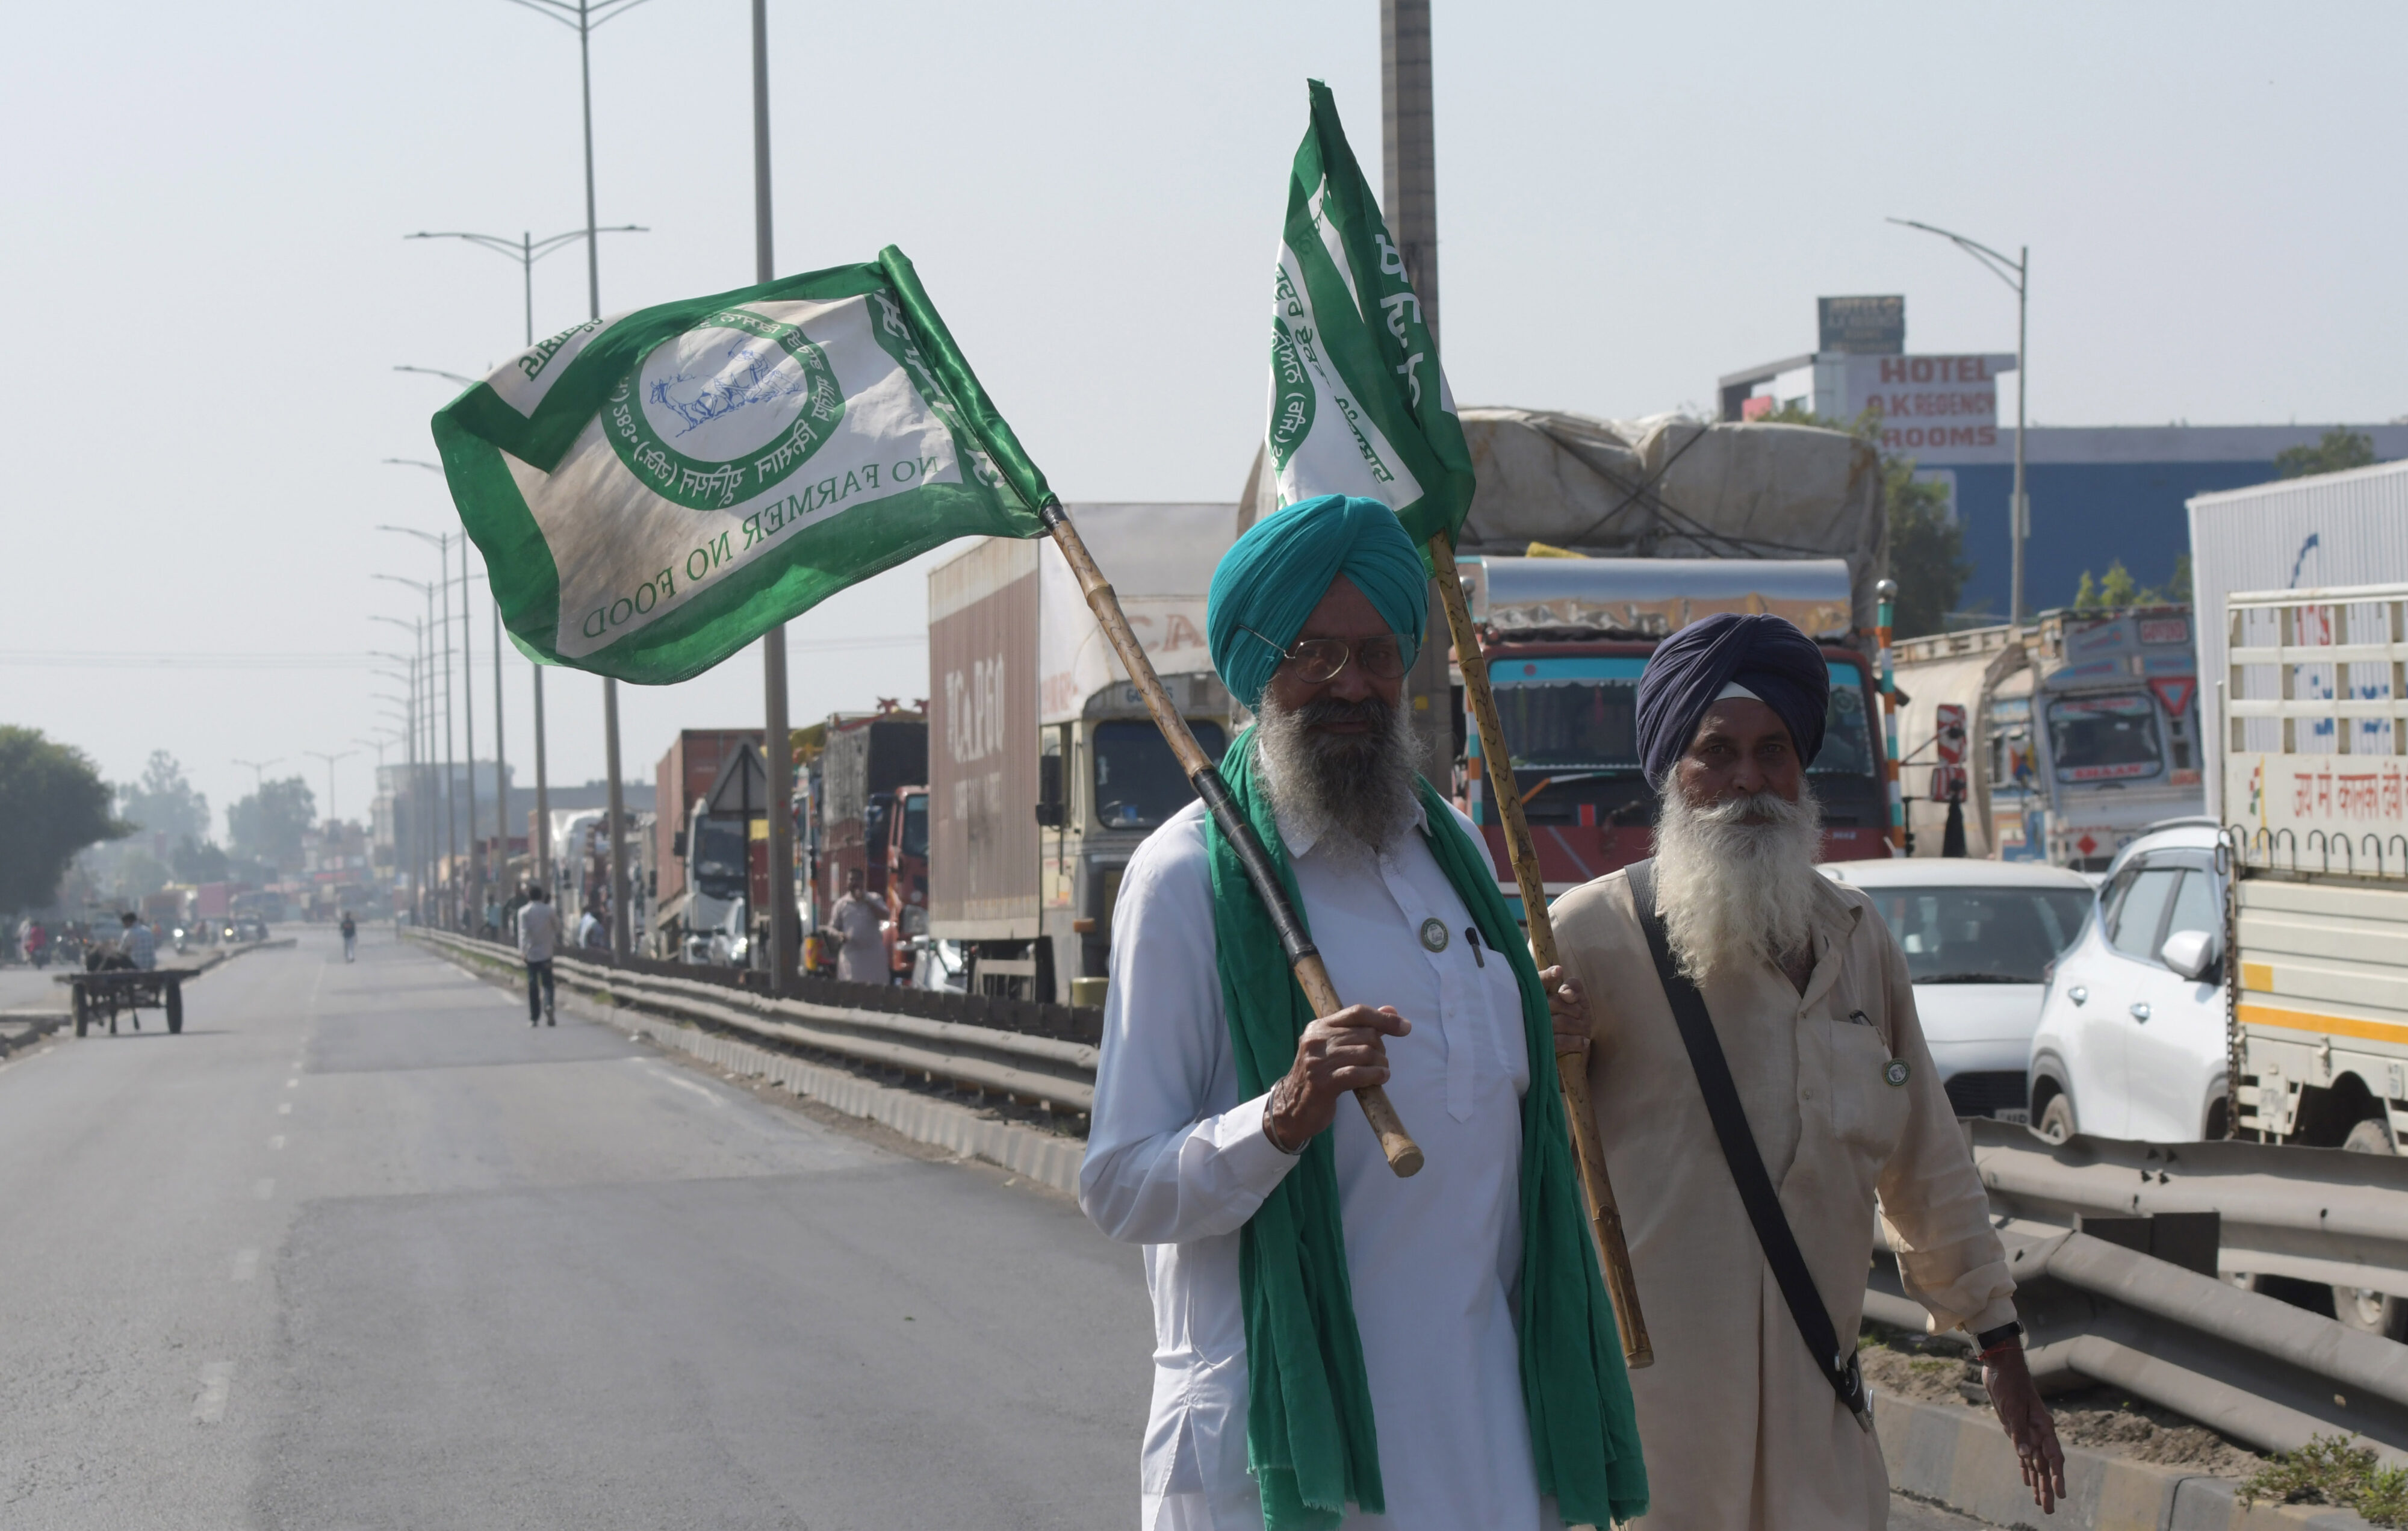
top-left (927, 503), bottom-right (1235, 1001)
top-left (813, 710), bottom-right (927, 978)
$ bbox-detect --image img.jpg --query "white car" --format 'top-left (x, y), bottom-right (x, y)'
top-left (1820, 857), bottom-right (2097, 1122)
top-left (2026, 820), bottom-right (2229, 1143)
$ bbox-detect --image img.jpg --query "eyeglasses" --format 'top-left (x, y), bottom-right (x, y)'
top-left (1241, 626), bottom-right (1409, 684)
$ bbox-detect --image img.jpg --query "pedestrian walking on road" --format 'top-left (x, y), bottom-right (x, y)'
top-left (119, 911), bottom-right (157, 972)
top-left (1547, 613), bottom-right (2066, 1525)
top-left (827, 869), bottom-right (887, 985)
top-left (339, 910), bottom-right (357, 963)
top-left (518, 884), bottom-right (562, 1026)
top-left (1081, 497), bottom-right (1647, 1531)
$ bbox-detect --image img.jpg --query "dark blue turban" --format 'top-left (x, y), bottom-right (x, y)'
top-left (1207, 494), bottom-right (1427, 709)
top-left (1634, 612), bottom-right (1831, 787)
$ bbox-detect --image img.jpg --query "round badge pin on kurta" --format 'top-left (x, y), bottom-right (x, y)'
top-left (1418, 918), bottom-right (1450, 952)
top-left (1884, 1058), bottom-right (1912, 1087)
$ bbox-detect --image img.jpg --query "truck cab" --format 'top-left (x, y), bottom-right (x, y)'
top-left (2026, 608), bottom-right (2204, 870)
top-left (1457, 555), bottom-right (1891, 903)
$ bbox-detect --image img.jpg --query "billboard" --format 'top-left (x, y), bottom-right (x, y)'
top-left (1839, 353), bottom-right (2019, 463)
top-left (1818, 295), bottom-right (1905, 355)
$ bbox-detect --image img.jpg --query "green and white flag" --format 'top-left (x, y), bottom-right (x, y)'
top-left (432, 247), bottom-right (1052, 684)
top-left (1268, 80), bottom-right (1476, 554)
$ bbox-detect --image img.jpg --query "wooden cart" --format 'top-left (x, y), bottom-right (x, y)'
top-left (60, 969), bottom-right (185, 1037)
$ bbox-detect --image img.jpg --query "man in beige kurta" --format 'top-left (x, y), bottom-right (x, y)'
top-left (1544, 612), bottom-right (2062, 1529)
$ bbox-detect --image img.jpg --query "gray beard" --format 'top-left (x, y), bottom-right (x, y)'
top-left (1253, 691), bottom-right (1421, 857)
top-left (1650, 778), bottom-right (1825, 987)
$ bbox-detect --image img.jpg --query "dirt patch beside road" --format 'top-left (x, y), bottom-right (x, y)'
top-left (1859, 1332), bottom-right (2265, 1479)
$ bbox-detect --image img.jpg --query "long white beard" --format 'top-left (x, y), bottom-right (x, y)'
top-left (1253, 690), bottom-right (1421, 858)
top-left (1651, 780), bottom-right (1825, 987)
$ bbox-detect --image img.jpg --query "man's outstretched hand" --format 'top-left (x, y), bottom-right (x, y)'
top-left (1266, 1005), bottom-right (1410, 1151)
top-left (1984, 1346), bottom-right (2067, 1514)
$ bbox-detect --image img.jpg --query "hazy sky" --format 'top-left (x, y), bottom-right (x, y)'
top-left (7, 1), bottom-right (2402, 837)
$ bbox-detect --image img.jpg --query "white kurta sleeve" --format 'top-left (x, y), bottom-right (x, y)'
top-left (1080, 812), bottom-right (1302, 1245)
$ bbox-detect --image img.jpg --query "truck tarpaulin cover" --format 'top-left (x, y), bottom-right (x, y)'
top-left (1247, 408), bottom-right (1887, 636)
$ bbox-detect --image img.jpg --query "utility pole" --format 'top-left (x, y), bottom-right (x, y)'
top-left (1382, 0), bottom-right (1452, 790)
top-left (457, 535), bottom-right (481, 930)
top-left (492, 602), bottom-right (509, 896)
top-left (752, 0), bottom-right (798, 993)
top-left (303, 750), bottom-right (356, 822)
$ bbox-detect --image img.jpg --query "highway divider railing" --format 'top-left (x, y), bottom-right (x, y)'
top-left (1966, 1118), bottom-right (2408, 1306)
top-left (408, 928), bottom-right (1099, 1113)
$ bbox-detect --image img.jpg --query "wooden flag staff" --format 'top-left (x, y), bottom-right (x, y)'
top-left (1037, 498), bottom-right (1424, 1178)
top-left (1427, 534), bottom-right (1654, 1367)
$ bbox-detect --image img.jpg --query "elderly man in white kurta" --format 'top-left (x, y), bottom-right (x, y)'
top-left (1546, 613), bottom-right (2065, 1529)
top-left (1082, 495), bottom-right (1644, 1531)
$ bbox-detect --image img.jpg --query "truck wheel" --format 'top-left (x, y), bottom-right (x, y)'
top-left (166, 986), bottom-right (183, 1034)
top-left (73, 992), bottom-right (88, 1039)
top-left (2036, 1095), bottom-right (2077, 1144)
top-left (2333, 1118), bottom-right (2407, 1341)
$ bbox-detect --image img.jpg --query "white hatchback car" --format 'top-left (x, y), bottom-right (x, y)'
top-left (1819, 858), bottom-right (2098, 1122)
top-left (2026, 821), bottom-right (2229, 1143)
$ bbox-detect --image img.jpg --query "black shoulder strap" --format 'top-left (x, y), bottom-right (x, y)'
top-left (1625, 859), bottom-right (1872, 1433)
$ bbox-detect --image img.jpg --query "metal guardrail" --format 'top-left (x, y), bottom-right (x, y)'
top-left (409, 927), bottom-right (2408, 1461)
top-left (410, 928), bottom-right (1097, 1112)
top-left (1964, 1118), bottom-right (2408, 1300)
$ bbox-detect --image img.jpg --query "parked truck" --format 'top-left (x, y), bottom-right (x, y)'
top-left (1322, 409), bottom-right (1899, 899)
top-left (1891, 607), bottom-right (2205, 868)
top-left (926, 502), bottom-right (1237, 1002)
top-left (651, 729), bottom-right (764, 961)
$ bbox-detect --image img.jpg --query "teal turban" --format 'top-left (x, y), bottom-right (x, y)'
top-left (1207, 494), bottom-right (1428, 708)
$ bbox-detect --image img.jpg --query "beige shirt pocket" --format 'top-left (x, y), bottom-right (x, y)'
top-left (1823, 1017), bottom-right (1913, 1161)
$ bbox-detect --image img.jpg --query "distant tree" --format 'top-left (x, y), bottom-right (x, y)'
top-left (172, 834), bottom-right (231, 884)
top-left (0, 727), bottom-right (129, 912)
top-left (228, 777), bottom-right (317, 872)
top-left (117, 751), bottom-right (211, 843)
top-left (2141, 553), bottom-right (2192, 606)
top-left (1751, 402), bottom-right (1969, 637)
top-left (2275, 429), bottom-right (2375, 480)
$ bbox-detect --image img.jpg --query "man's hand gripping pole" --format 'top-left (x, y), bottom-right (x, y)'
top-left (1037, 498), bottom-right (1423, 1177)
top-left (1429, 535), bottom-right (1651, 1365)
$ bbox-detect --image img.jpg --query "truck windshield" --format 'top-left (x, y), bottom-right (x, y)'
top-left (2047, 692), bottom-right (2162, 781)
top-left (1863, 885), bottom-right (2096, 983)
top-left (1095, 719), bottom-right (1229, 830)
top-left (694, 817), bottom-right (747, 899)
top-left (1489, 660), bottom-right (1878, 777)
top-left (899, 794), bottom-right (928, 859)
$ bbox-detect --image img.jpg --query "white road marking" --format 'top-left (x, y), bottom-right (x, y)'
top-left (268, 1135), bottom-right (285, 1151)
top-left (231, 1249), bottom-right (259, 1282)
top-left (252, 1178), bottom-right (275, 1200)
top-left (193, 1361), bottom-right (233, 1423)
top-left (284, 1078), bottom-right (298, 1089)
top-left (277, 1102), bottom-right (292, 1116)
top-left (642, 1063), bottom-right (728, 1108)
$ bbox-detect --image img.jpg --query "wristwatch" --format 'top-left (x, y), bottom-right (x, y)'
top-left (1973, 1320), bottom-right (2024, 1358)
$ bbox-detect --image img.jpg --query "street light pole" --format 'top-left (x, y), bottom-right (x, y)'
top-left (302, 750), bottom-right (356, 822)
top-left (405, 224), bottom-right (645, 902)
top-left (370, 619), bottom-right (428, 916)
top-left (751, 0), bottom-right (796, 992)
top-left (497, 0), bottom-right (656, 960)
top-left (1887, 217), bottom-right (2031, 624)
top-left (233, 757), bottom-right (282, 791)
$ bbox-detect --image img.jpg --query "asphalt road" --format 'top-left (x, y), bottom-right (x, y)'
top-left (0, 925), bottom-right (2010, 1530)
top-left (0, 925), bottom-right (1147, 1529)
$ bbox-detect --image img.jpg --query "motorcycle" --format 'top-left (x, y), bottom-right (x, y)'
top-left (172, 926), bottom-right (190, 955)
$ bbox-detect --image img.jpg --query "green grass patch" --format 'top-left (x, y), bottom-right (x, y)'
top-left (2243, 1434), bottom-right (2408, 1526)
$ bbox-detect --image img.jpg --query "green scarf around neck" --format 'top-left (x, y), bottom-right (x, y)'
top-left (1203, 726), bottom-right (1648, 1530)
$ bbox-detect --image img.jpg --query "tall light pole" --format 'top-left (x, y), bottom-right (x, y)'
top-left (499, 0), bottom-right (657, 960)
top-left (374, 568), bottom-right (452, 925)
top-left (233, 757), bottom-right (282, 791)
top-left (302, 750), bottom-right (356, 822)
top-left (371, 618), bottom-right (432, 918)
top-left (750, 0), bottom-right (796, 992)
top-left (1889, 217), bottom-right (2030, 624)
top-left (405, 223), bottom-right (647, 896)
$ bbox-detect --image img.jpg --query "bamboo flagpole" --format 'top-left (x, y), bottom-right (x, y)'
top-left (1427, 534), bottom-right (1652, 1366)
top-left (1038, 497), bottom-right (1424, 1177)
